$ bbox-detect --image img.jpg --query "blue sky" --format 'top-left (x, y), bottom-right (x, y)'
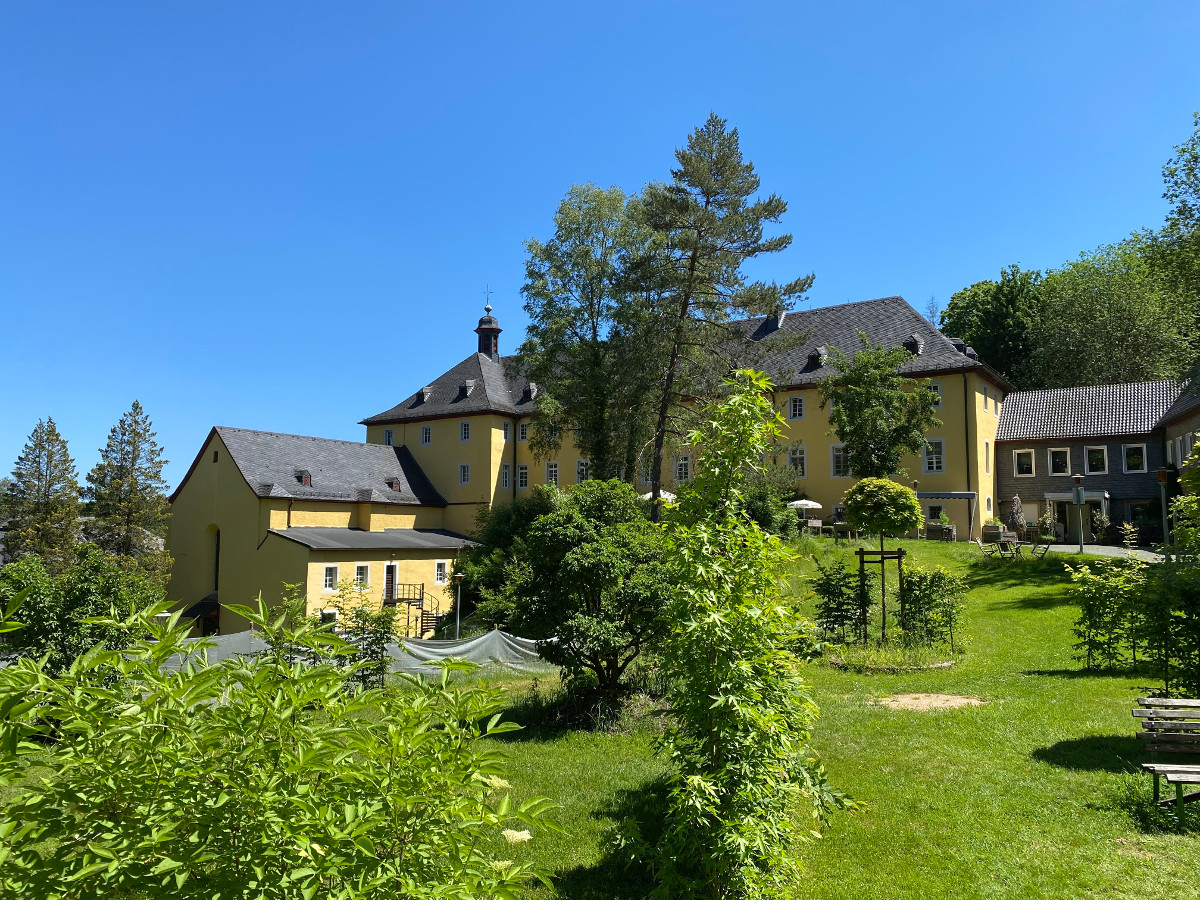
top-left (2, 1), bottom-right (1199, 489)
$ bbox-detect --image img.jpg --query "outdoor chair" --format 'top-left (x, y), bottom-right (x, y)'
top-left (996, 541), bottom-right (1017, 560)
top-left (973, 538), bottom-right (998, 558)
top-left (1029, 539), bottom-right (1050, 559)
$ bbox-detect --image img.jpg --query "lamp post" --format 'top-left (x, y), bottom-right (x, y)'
top-left (1072, 474), bottom-right (1085, 554)
top-left (453, 572), bottom-right (465, 640)
top-left (1158, 467), bottom-right (1170, 552)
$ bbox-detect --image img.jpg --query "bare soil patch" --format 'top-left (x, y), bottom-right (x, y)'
top-left (874, 693), bottom-right (986, 711)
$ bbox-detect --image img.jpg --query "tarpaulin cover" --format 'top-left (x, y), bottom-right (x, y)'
top-left (161, 628), bottom-right (554, 675)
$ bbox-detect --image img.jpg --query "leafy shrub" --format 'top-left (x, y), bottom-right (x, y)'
top-left (898, 565), bottom-right (967, 651)
top-left (650, 371), bottom-right (850, 899)
top-left (0, 598), bottom-right (552, 898)
top-left (812, 557), bottom-right (874, 644)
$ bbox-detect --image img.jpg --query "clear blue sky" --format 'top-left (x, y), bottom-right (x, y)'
top-left (2, 1), bottom-right (1198, 489)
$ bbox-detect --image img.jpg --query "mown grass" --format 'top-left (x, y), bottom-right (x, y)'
top-left (490, 538), bottom-right (1200, 899)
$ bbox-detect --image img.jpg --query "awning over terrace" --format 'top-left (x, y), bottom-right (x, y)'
top-left (915, 491), bottom-right (978, 534)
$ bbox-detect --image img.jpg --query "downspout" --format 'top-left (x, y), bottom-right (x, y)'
top-left (963, 373), bottom-right (974, 538)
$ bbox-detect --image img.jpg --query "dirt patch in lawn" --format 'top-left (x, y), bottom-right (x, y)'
top-left (875, 693), bottom-right (986, 711)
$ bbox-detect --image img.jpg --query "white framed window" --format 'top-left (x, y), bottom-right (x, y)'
top-left (1085, 446), bottom-right (1108, 475)
top-left (460, 421), bottom-right (471, 442)
top-left (502, 463), bottom-right (511, 490)
top-left (927, 504), bottom-right (944, 522)
top-left (923, 438), bottom-right (945, 474)
top-left (1049, 448), bottom-right (1070, 476)
top-left (435, 561), bottom-right (448, 585)
top-left (1014, 449), bottom-right (1035, 477)
top-left (519, 422), bottom-right (529, 442)
top-left (354, 564), bottom-right (369, 589)
top-left (995, 394), bottom-right (1002, 415)
top-left (674, 453), bottom-right (691, 483)
top-left (985, 440), bottom-right (991, 475)
top-left (459, 463), bottom-right (470, 484)
top-left (984, 389), bottom-right (990, 413)
top-left (639, 458), bottom-right (653, 485)
top-left (788, 396), bottom-right (805, 420)
top-left (517, 464), bottom-right (529, 489)
top-left (831, 444), bottom-right (851, 478)
top-left (383, 428), bottom-right (394, 446)
top-left (503, 421), bottom-right (510, 441)
top-left (576, 459), bottom-right (590, 483)
top-left (420, 425), bottom-right (431, 445)
top-left (789, 447), bottom-right (806, 478)
top-left (1176, 437), bottom-right (1184, 465)
top-left (1168, 440), bottom-right (1175, 466)
top-left (319, 608), bottom-right (339, 625)
top-left (1123, 444), bottom-right (1147, 474)
top-left (323, 565), bottom-right (338, 592)
top-left (986, 496), bottom-right (993, 513)
top-left (929, 380), bottom-right (942, 409)
top-left (546, 461), bottom-right (559, 486)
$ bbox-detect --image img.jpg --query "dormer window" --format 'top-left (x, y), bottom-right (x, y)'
top-left (295, 469), bottom-right (312, 487)
top-left (459, 379), bottom-right (477, 399)
top-left (387, 478), bottom-right (402, 491)
top-left (383, 428), bottom-right (394, 446)
top-left (807, 346), bottom-right (828, 368)
top-left (903, 334), bottom-right (924, 355)
top-left (420, 386), bottom-right (433, 403)
top-left (523, 382), bottom-right (538, 402)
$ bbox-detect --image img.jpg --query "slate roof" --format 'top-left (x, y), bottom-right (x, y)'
top-left (735, 296), bottom-right (1003, 387)
top-left (360, 352), bottom-right (532, 424)
top-left (361, 296), bottom-right (1003, 425)
top-left (995, 381), bottom-right (1182, 442)
top-left (1160, 377), bottom-right (1200, 427)
top-left (176, 427), bottom-right (447, 506)
top-left (269, 527), bottom-right (477, 551)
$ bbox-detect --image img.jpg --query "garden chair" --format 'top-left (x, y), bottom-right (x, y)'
top-left (1029, 539), bottom-right (1050, 559)
top-left (973, 538), bottom-right (998, 558)
top-left (996, 541), bottom-right (1017, 560)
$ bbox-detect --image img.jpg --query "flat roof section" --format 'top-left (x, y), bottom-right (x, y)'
top-left (269, 527), bottom-right (478, 552)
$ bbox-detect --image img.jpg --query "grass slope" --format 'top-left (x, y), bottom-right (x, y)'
top-left (495, 539), bottom-right (1200, 900)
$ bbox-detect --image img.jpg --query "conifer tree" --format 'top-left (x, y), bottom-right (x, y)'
top-left (4, 418), bottom-right (80, 571)
top-left (84, 400), bottom-right (169, 557)
top-left (638, 114), bottom-right (813, 518)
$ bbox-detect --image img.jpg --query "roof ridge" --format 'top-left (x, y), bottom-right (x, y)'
top-left (216, 425), bottom-right (392, 450)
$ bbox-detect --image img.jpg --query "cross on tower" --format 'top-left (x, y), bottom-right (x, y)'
top-left (482, 285), bottom-right (493, 314)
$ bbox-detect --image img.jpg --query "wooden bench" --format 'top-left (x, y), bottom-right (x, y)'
top-left (1133, 697), bottom-right (1200, 812)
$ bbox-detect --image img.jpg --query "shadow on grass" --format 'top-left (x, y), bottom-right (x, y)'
top-left (1031, 734), bottom-right (1146, 773)
top-left (547, 778), bottom-right (669, 900)
top-left (493, 681), bottom-right (667, 744)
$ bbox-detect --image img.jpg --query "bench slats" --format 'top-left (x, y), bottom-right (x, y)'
top-left (1141, 721), bottom-right (1200, 733)
top-left (1138, 731), bottom-right (1200, 743)
top-left (1142, 763), bottom-right (1200, 775)
top-left (1132, 708), bottom-right (1200, 719)
top-left (1137, 698), bottom-right (1200, 708)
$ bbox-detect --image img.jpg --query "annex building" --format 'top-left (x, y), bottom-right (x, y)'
top-left (167, 295), bottom-right (1014, 635)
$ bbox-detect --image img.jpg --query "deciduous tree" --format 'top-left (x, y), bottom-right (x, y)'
top-left (818, 335), bottom-right (941, 479)
top-left (4, 417), bottom-right (80, 572)
top-left (939, 265), bottom-right (1041, 387)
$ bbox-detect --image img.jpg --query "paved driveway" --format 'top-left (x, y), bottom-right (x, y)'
top-left (1044, 543), bottom-right (1162, 562)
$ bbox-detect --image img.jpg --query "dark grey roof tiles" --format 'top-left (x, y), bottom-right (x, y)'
top-left (360, 353), bottom-right (531, 424)
top-left (1161, 377), bottom-right (1200, 426)
top-left (269, 527), bottom-right (477, 551)
top-left (996, 381), bottom-right (1182, 442)
top-left (215, 427), bottom-right (446, 506)
top-left (363, 297), bottom-right (1003, 426)
top-left (738, 296), bottom-right (999, 387)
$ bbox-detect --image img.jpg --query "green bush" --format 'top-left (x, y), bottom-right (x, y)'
top-left (898, 565), bottom-right (967, 651)
top-left (0, 598), bottom-right (553, 898)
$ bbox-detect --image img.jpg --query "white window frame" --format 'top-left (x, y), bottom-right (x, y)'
top-left (383, 428), bottom-right (394, 446)
top-left (1168, 440), bottom-right (1175, 466)
top-left (789, 447), bottom-right (806, 479)
top-left (460, 421), bottom-right (471, 442)
top-left (1085, 445), bottom-right (1108, 475)
top-left (639, 459), bottom-right (652, 485)
top-left (922, 438), bottom-right (945, 474)
top-left (546, 461), bottom-right (559, 487)
top-left (502, 421), bottom-right (510, 441)
top-left (926, 504), bottom-right (944, 522)
top-left (1013, 449), bottom-right (1035, 478)
top-left (576, 459), bottom-right (590, 484)
top-left (1048, 447), bottom-right (1071, 477)
top-left (384, 562), bottom-right (398, 602)
top-left (320, 608), bottom-right (339, 625)
top-left (986, 496), bottom-right (993, 513)
top-left (984, 440), bottom-right (991, 475)
top-left (501, 463), bottom-right (511, 490)
top-left (435, 561), bottom-right (448, 585)
top-left (459, 463), bottom-right (470, 485)
top-left (831, 444), bottom-right (851, 478)
top-left (984, 389), bottom-right (990, 413)
top-left (354, 564), bottom-right (370, 590)
top-left (674, 453), bottom-right (691, 483)
top-left (323, 564), bottom-right (338, 592)
top-left (929, 380), bottom-right (942, 409)
top-left (420, 425), bottom-right (431, 446)
top-left (788, 395), bottom-right (805, 420)
top-left (1123, 443), bottom-right (1147, 474)
top-left (517, 464), bottom-right (529, 489)
top-left (518, 422), bottom-right (529, 442)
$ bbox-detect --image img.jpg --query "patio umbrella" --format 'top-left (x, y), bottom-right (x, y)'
top-left (787, 499), bottom-right (822, 510)
top-left (1008, 495), bottom-right (1025, 531)
top-left (640, 490), bottom-right (676, 502)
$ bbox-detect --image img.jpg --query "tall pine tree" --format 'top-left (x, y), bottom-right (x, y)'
top-left (84, 400), bottom-right (170, 557)
top-left (4, 418), bottom-right (81, 572)
top-left (638, 114), bottom-right (812, 518)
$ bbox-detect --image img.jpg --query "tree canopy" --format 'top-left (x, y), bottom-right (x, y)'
top-left (4, 418), bottom-right (80, 573)
top-left (939, 265), bottom-right (1041, 388)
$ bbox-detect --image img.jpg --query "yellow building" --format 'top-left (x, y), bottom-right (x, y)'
top-left (168, 295), bottom-right (1009, 634)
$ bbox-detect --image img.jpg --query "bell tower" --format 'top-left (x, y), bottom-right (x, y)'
top-left (474, 301), bottom-right (501, 359)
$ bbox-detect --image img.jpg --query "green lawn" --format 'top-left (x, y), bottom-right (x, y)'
top-left (490, 539), bottom-right (1200, 900)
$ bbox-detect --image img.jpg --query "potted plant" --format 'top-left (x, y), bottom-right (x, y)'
top-left (927, 510), bottom-right (956, 541)
top-left (982, 517), bottom-right (1003, 542)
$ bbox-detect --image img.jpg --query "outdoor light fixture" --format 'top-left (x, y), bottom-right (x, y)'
top-left (1158, 468), bottom-right (1171, 550)
top-left (1072, 474), bottom-right (1085, 554)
